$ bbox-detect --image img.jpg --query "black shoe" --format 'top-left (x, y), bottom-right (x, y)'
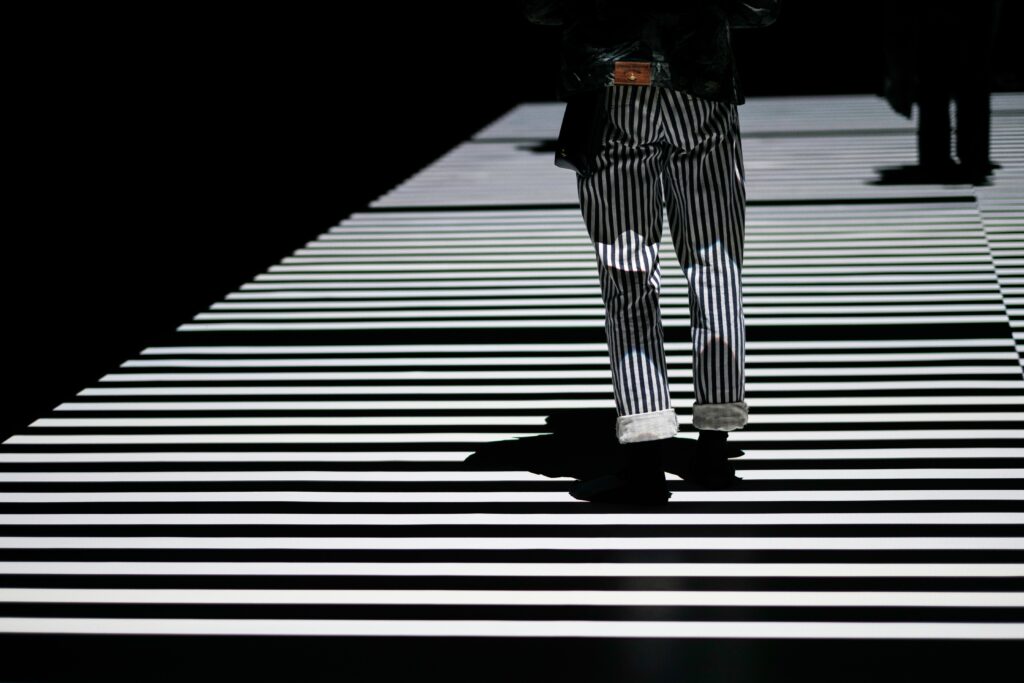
top-left (660, 431), bottom-right (742, 489)
top-left (952, 162), bottom-right (996, 186)
top-left (698, 429), bottom-right (745, 459)
top-left (873, 162), bottom-right (962, 185)
top-left (568, 440), bottom-right (671, 505)
top-left (670, 454), bottom-right (741, 489)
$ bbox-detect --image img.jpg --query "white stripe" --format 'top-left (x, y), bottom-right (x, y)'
top-left (136, 339), bottom-right (1017, 354)
top-left (0, 490), bottom-right (1022, 503)
top-left (0, 562), bottom-right (1019, 577)
top-left (0, 451), bottom-right (473, 463)
top-left (0, 472), bottom-right (558, 483)
top-left (30, 416), bottom-right (552, 428)
top-left (226, 286), bottom-right (1004, 300)
top-left (743, 469), bottom-right (1024, 480)
top-left (72, 380), bottom-right (1024, 395)
top-left (280, 227), bottom-right (1004, 243)
top-left (7, 431), bottom-right (1024, 445)
top-left (2, 433), bottom-right (525, 445)
top-left (118, 351), bottom-right (1023, 366)
top-left (267, 250), bottom-right (1002, 262)
top-left (243, 273), bottom-right (1005, 286)
top-left (0, 618), bottom-right (1020, 639)
top-left (51, 396), bottom-right (1024, 411)
top-left (289, 244), bottom-right (992, 257)
top-left (175, 316), bottom-right (1012, 332)
top-left (0, 537), bottom-right (1019, 550)
top-left (5, 447), bottom-right (1020, 462)
top-left (266, 258), bottom-right (997, 272)
top-left (0, 513), bottom-right (1019, 525)
top-left (299, 231), bottom-right (988, 242)
top-left (254, 265), bottom-right (1000, 277)
top-left (277, 255), bottom-right (999, 268)
top-left (234, 280), bottom-right (1005, 291)
top-left (193, 306), bottom-right (1006, 319)
top-left (91, 368), bottom-right (1024, 382)
top-left (27, 413), bottom-right (1024, 428)
top-left (1, 588), bottom-right (1021, 608)
top-left (0, 470), bottom-right (1022, 484)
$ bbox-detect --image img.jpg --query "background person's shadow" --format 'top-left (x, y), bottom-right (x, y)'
top-left (465, 408), bottom-right (741, 490)
top-left (870, 162), bottom-right (997, 186)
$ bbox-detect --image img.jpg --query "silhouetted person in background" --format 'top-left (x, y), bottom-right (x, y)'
top-left (880, 0), bottom-right (1004, 185)
top-left (523, 1), bottom-right (779, 503)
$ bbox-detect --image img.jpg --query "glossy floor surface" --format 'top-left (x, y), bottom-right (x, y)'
top-left (1, 93), bottom-right (1022, 682)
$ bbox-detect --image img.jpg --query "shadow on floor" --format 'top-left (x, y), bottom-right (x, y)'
top-left (869, 162), bottom-right (998, 186)
top-left (464, 407), bottom-right (741, 490)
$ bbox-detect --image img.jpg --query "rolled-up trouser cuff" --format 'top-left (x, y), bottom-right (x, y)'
top-left (616, 408), bottom-right (680, 444)
top-left (692, 400), bottom-right (748, 431)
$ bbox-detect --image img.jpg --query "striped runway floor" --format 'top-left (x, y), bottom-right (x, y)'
top-left (2, 93), bottom-right (1023, 681)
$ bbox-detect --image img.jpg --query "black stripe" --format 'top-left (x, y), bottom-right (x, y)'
top-left (1, 548), bottom-right (1021, 563)
top-left (0, 524), bottom-right (1021, 537)
top-left (2, 575), bottom-right (1021, 592)
top-left (1, 457), bottom-right (1024, 472)
top-left (0, 603), bottom-right (1021, 623)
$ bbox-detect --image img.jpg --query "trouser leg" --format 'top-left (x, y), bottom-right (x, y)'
top-left (918, 92), bottom-right (953, 168)
top-left (659, 89), bottom-right (748, 431)
top-left (949, 0), bottom-right (999, 172)
top-left (955, 90), bottom-right (990, 170)
top-left (916, 9), bottom-right (955, 168)
top-left (575, 85), bottom-right (678, 444)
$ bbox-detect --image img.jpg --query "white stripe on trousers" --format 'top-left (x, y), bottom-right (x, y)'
top-left (575, 85), bottom-right (749, 444)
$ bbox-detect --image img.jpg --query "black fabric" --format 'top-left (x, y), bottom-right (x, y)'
top-left (553, 87), bottom-right (606, 175)
top-left (522, 0), bottom-right (781, 103)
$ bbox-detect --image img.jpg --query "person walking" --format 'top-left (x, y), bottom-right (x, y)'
top-left (522, 0), bottom-right (780, 503)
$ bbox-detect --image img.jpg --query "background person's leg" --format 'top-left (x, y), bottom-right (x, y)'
top-left (575, 85), bottom-right (677, 445)
top-left (952, 0), bottom-right (1001, 176)
top-left (916, 4), bottom-right (957, 170)
top-left (659, 89), bottom-right (748, 432)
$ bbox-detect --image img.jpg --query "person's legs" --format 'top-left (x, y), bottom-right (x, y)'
top-left (916, 6), bottom-right (956, 170)
top-left (954, 90), bottom-right (991, 173)
top-left (917, 95), bottom-right (953, 169)
top-left (659, 89), bottom-right (748, 433)
top-left (952, 0), bottom-right (1000, 175)
top-left (575, 84), bottom-right (677, 445)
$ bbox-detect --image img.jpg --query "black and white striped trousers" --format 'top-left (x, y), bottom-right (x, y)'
top-left (573, 85), bottom-right (749, 444)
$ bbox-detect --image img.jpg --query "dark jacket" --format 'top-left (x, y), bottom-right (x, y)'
top-left (522, 0), bottom-right (780, 104)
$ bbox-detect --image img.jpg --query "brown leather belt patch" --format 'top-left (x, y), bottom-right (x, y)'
top-left (613, 61), bottom-right (652, 86)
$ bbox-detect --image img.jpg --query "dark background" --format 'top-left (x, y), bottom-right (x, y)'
top-left (5, 2), bottom-right (1021, 440)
